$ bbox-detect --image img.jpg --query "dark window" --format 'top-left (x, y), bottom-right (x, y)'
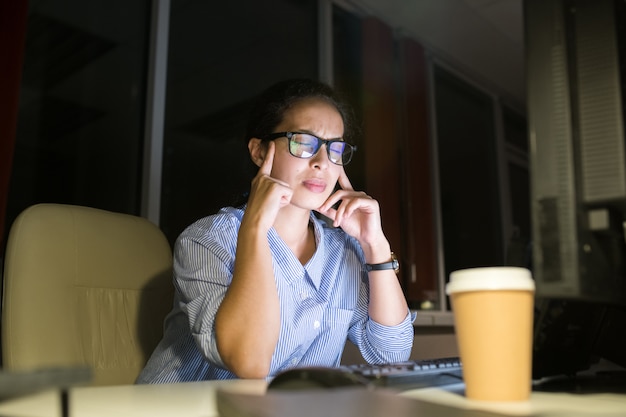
top-left (7, 0), bottom-right (150, 228)
top-left (160, 0), bottom-right (318, 244)
top-left (433, 65), bottom-right (503, 285)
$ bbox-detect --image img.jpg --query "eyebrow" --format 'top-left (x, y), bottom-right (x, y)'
top-left (293, 130), bottom-right (344, 141)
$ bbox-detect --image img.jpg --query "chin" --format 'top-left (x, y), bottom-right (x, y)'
top-left (291, 196), bottom-right (328, 212)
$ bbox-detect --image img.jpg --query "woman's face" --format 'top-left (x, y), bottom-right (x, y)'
top-left (258, 98), bottom-right (345, 211)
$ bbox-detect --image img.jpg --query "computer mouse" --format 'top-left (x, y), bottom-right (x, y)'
top-left (267, 366), bottom-right (372, 391)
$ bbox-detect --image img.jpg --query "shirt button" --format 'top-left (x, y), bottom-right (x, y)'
top-left (300, 292), bottom-right (309, 300)
top-left (313, 320), bottom-right (320, 329)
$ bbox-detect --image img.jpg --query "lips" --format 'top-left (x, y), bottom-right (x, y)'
top-left (302, 178), bottom-right (327, 193)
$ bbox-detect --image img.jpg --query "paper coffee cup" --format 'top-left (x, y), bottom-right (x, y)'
top-left (446, 267), bottom-right (535, 402)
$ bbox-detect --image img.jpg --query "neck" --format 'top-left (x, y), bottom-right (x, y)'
top-left (273, 205), bottom-right (316, 265)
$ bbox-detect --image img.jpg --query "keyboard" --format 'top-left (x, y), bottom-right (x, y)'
top-left (341, 357), bottom-right (463, 389)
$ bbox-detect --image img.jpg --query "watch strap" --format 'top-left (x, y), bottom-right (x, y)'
top-left (364, 252), bottom-right (399, 273)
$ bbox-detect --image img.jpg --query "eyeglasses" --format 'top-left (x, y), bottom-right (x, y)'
top-left (263, 131), bottom-right (357, 166)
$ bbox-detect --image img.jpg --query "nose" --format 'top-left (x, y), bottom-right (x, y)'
top-left (310, 144), bottom-right (330, 169)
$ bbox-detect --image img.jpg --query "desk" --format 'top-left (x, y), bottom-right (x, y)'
top-left (0, 379), bottom-right (266, 417)
top-left (0, 380), bottom-right (625, 417)
top-left (402, 384), bottom-right (626, 416)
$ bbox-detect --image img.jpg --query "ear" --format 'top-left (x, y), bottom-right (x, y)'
top-left (248, 138), bottom-right (266, 167)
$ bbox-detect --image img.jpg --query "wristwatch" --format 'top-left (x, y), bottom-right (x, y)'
top-left (364, 252), bottom-right (400, 275)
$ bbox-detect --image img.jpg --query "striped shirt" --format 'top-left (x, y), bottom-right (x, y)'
top-left (136, 206), bottom-right (415, 383)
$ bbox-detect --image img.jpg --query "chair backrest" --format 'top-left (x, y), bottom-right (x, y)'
top-left (1, 203), bottom-right (174, 386)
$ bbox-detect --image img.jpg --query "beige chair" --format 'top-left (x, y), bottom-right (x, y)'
top-left (1, 203), bottom-right (174, 386)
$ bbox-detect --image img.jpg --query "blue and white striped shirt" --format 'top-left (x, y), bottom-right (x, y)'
top-left (137, 206), bottom-right (415, 383)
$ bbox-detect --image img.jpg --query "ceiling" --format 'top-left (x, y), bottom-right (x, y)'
top-left (346, 0), bottom-right (526, 106)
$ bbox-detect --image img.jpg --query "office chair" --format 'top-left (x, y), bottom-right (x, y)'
top-left (1, 203), bottom-right (174, 386)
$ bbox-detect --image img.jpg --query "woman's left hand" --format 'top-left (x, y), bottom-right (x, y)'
top-left (316, 169), bottom-right (385, 248)
top-left (320, 170), bottom-right (407, 327)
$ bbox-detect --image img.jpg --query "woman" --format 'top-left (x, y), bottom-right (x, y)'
top-left (137, 78), bottom-right (415, 383)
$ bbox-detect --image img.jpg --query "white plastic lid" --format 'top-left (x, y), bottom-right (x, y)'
top-left (445, 267), bottom-right (535, 294)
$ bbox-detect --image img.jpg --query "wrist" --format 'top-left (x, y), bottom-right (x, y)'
top-left (364, 252), bottom-right (400, 275)
top-left (360, 239), bottom-right (391, 264)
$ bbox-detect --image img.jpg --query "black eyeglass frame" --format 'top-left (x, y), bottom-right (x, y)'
top-left (262, 131), bottom-right (357, 166)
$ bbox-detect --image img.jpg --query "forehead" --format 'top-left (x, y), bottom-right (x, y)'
top-left (280, 98), bottom-right (344, 130)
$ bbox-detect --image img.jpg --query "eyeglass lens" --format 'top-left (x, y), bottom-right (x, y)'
top-left (288, 133), bottom-right (354, 165)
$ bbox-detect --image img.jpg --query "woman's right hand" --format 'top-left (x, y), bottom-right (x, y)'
top-left (244, 141), bottom-right (293, 232)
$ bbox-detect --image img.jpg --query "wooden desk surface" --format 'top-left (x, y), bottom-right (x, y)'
top-left (0, 379), bottom-right (266, 417)
top-left (402, 383), bottom-right (626, 416)
top-left (0, 379), bottom-right (625, 417)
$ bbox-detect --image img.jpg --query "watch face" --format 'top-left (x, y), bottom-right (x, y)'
top-left (391, 253), bottom-right (400, 274)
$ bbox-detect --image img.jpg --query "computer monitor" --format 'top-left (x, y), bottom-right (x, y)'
top-left (525, 0), bottom-right (626, 379)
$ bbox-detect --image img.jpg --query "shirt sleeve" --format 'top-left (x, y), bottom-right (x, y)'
top-left (173, 215), bottom-right (239, 369)
top-left (364, 310), bottom-right (416, 358)
top-left (347, 265), bottom-right (417, 364)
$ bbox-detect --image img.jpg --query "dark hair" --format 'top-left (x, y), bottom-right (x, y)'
top-left (245, 78), bottom-right (356, 143)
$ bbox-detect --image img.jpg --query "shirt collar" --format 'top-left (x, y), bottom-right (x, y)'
top-left (267, 212), bottom-right (327, 290)
top-left (304, 213), bottom-right (326, 290)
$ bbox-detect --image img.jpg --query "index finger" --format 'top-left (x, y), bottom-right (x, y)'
top-left (338, 168), bottom-right (354, 191)
top-left (259, 141), bottom-right (275, 176)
